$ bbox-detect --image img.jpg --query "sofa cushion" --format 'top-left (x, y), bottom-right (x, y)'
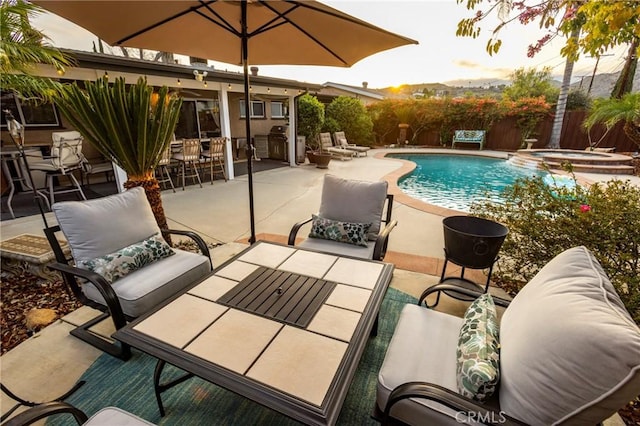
top-left (82, 249), bottom-right (211, 317)
top-left (309, 214), bottom-right (371, 247)
top-left (53, 187), bottom-right (160, 262)
top-left (319, 175), bottom-right (387, 240)
top-left (499, 246), bottom-right (640, 425)
top-left (77, 233), bottom-right (174, 283)
top-left (456, 293), bottom-right (500, 402)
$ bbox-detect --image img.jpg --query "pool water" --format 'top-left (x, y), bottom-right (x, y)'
top-left (392, 154), bottom-right (546, 212)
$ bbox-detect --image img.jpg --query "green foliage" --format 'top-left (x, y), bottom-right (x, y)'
top-left (325, 96), bottom-right (373, 145)
top-left (321, 116), bottom-right (340, 135)
top-left (367, 100), bottom-right (398, 144)
top-left (456, 0), bottom-right (640, 61)
top-left (565, 89), bottom-right (592, 111)
top-left (296, 93), bottom-right (324, 149)
top-left (584, 92), bottom-right (640, 148)
top-left (502, 67), bottom-right (559, 104)
top-left (504, 96), bottom-right (552, 142)
top-left (0, 0), bottom-right (73, 102)
top-left (54, 77), bottom-right (182, 178)
top-left (472, 174), bottom-right (640, 323)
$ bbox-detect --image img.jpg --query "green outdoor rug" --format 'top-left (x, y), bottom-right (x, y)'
top-left (47, 288), bottom-right (416, 426)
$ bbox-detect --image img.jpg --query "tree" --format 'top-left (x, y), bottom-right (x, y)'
top-left (456, 1), bottom-right (640, 61)
top-left (0, 0), bottom-right (72, 102)
top-left (296, 93), bottom-right (324, 150)
top-left (54, 77), bottom-right (182, 237)
top-left (325, 96), bottom-right (373, 145)
top-left (583, 92), bottom-right (640, 149)
top-left (502, 67), bottom-right (559, 104)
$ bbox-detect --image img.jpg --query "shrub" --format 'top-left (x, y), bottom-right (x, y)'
top-left (325, 96), bottom-right (373, 145)
top-left (297, 93), bottom-right (324, 148)
top-left (471, 172), bottom-right (640, 323)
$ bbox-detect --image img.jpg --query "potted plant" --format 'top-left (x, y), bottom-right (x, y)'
top-left (297, 93), bottom-right (325, 164)
top-left (54, 76), bottom-right (182, 239)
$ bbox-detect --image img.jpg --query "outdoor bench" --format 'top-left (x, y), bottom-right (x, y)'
top-left (452, 130), bottom-right (486, 150)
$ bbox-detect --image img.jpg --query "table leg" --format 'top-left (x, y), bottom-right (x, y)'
top-left (153, 360), bottom-right (194, 417)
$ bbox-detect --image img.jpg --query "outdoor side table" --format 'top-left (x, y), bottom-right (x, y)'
top-left (0, 234), bottom-right (69, 280)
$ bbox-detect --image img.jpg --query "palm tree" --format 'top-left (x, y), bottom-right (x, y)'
top-left (0, 0), bottom-right (72, 101)
top-left (54, 77), bottom-right (182, 238)
top-left (583, 92), bottom-right (640, 149)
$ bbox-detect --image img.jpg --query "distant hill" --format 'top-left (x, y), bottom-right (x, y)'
top-left (570, 71), bottom-right (640, 98)
top-left (377, 70), bottom-right (638, 99)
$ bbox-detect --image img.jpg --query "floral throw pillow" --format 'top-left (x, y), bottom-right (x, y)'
top-left (456, 293), bottom-right (500, 402)
top-left (77, 233), bottom-right (174, 283)
top-left (308, 214), bottom-right (371, 247)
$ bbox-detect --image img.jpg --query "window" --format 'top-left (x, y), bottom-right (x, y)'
top-left (174, 99), bottom-right (221, 139)
top-left (0, 91), bottom-right (60, 128)
top-left (239, 100), bottom-right (265, 118)
top-left (270, 101), bottom-right (286, 119)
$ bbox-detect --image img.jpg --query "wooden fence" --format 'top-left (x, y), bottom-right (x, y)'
top-left (389, 111), bottom-right (637, 152)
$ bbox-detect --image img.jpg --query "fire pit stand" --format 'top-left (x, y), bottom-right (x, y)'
top-left (420, 216), bottom-right (508, 308)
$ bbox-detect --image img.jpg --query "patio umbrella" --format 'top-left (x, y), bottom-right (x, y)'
top-left (33, 0), bottom-right (418, 243)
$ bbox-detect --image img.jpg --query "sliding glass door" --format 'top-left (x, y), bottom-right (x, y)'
top-left (174, 98), bottom-right (221, 139)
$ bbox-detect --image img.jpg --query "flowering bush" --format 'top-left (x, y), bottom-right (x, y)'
top-left (506, 96), bottom-right (552, 144)
top-left (471, 171), bottom-right (640, 324)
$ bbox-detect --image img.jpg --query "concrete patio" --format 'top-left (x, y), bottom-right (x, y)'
top-left (0, 148), bottom-right (630, 424)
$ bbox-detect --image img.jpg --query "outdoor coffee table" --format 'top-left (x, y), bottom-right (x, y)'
top-left (114, 241), bottom-right (394, 425)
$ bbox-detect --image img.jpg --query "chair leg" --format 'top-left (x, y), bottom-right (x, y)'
top-left (189, 161), bottom-right (202, 188)
top-left (68, 173), bottom-right (87, 200)
top-left (163, 165), bottom-right (176, 193)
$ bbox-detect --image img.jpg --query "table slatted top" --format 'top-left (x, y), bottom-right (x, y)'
top-left (217, 266), bottom-right (336, 328)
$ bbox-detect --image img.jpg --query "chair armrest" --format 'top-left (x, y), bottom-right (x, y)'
top-left (46, 262), bottom-right (127, 328)
top-left (3, 401), bottom-right (88, 426)
top-left (372, 219), bottom-right (397, 261)
top-left (382, 382), bottom-right (526, 426)
top-left (288, 217), bottom-right (313, 246)
top-left (165, 229), bottom-right (212, 269)
top-left (418, 282), bottom-right (512, 308)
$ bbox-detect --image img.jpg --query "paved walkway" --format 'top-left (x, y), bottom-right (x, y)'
top-left (0, 148), bottom-right (628, 424)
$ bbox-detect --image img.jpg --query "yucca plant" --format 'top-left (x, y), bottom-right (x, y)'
top-left (583, 92), bottom-right (640, 150)
top-left (54, 76), bottom-right (182, 238)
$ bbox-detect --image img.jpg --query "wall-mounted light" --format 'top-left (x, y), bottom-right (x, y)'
top-left (267, 87), bottom-right (271, 93)
top-left (284, 89), bottom-right (287, 94)
top-left (56, 68), bottom-right (65, 76)
top-left (104, 71), bottom-right (109, 80)
top-left (204, 81), bottom-right (208, 88)
top-left (249, 86), bottom-right (253, 91)
top-left (227, 83), bottom-right (232, 89)
top-left (193, 70), bottom-right (208, 81)
top-left (177, 78), bottom-right (181, 86)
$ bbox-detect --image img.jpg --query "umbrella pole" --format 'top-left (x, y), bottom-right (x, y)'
top-left (242, 0), bottom-right (256, 244)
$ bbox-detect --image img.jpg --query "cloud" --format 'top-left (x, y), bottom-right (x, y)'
top-left (453, 59), bottom-right (481, 69)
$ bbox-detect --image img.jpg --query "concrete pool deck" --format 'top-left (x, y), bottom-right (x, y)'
top-left (0, 147), bottom-right (633, 424)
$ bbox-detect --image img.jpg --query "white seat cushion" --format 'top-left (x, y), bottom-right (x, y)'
top-left (377, 304), bottom-right (464, 425)
top-left (86, 407), bottom-right (155, 426)
top-left (499, 246), bottom-right (640, 425)
top-left (82, 249), bottom-right (211, 317)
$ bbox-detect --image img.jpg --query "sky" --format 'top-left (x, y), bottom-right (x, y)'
top-left (31, 0), bottom-right (629, 89)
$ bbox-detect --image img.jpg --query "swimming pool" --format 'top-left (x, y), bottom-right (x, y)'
top-left (391, 154), bottom-right (546, 212)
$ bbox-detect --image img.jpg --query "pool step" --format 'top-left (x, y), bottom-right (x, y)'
top-left (545, 161), bottom-right (635, 175)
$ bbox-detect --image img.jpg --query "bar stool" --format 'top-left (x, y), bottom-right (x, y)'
top-left (154, 144), bottom-right (176, 192)
top-left (201, 137), bottom-right (227, 183)
top-left (172, 139), bottom-right (202, 190)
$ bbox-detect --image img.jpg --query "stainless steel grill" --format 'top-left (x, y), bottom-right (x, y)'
top-left (268, 125), bottom-right (288, 161)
